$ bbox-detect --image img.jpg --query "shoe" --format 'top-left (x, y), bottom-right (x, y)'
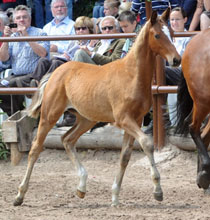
top-left (56, 117), bottom-right (76, 127)
top-left (144, 120), bottom-right (153, 134)
top-left (30, 79), bottom-right (38, 87)
top-left (56, 111), bottom-right (76, 127)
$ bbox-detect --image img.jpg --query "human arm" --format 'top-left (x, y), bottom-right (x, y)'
top-left (17, 26), bottom-right (47, 57)
top-left (92, 39), bottom-right (125, 65)
top-left (131, 0), bottom-right (141, 14)
top-left (0, 26), bottom-right (12, 61)
top-left (189, 0), bottom-right (204, 31)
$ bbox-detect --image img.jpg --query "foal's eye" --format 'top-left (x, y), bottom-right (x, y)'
top-left (155, 34), bottom-right (160, 39)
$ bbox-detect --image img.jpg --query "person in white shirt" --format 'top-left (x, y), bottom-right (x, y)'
top-left (144, 7), bottom-right (192, 134)
top-left (165, 7), bottom-right (191, 85)
top-left (43, 0), bottom-right (75, 54)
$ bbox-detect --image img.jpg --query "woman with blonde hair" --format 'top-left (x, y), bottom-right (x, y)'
top-left (104, 0), bottom-right (121, 18)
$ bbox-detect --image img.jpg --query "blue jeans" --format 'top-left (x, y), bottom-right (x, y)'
top-left (66, 0), bottom-right (73, 19)
top-left (34, 0), bottom-right (53, 28)
top-left (93, 6), bottom-right (104, 18)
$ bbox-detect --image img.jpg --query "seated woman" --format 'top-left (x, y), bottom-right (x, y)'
top-left (30, 16), bottom-right (96, 85)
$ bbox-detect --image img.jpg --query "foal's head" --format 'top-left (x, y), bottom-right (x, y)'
top-left (148, 8), bottom-right (181, 67)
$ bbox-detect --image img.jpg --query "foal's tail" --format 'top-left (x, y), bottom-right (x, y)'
top-left (27, 73), bottom-right (51, 118)
top-left (175, 71), bottom-right (193, 135)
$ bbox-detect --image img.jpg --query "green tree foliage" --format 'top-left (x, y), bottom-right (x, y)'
top-left (0, 128), bottom-right (10, 160)
top-left (73, 0), bottom-right (96, 20)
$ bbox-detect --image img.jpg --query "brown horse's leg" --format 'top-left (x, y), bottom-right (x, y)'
top-left (14, 98), bottom-right (66, 206)
top-left (116, 115), bottom-right (163, 202)
top-left (111, 132), bottom-right (134, 206)
top-left (61, 113), bottom-right (96, 199)
top-left (190, 109), bottom-right (210, 189)
top-left (13, 118), bottom-right (56, 206)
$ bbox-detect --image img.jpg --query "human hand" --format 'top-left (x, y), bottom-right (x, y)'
top-left (63, 52), bottom-right (71, 61)
top-left (17, 25), bottom-right (28, 36)
top-left (80, 45), bottom-right (91, 56)
top-left (50, 44), bottom-right (58, 52)
top-left (4, 26), bottom-right (13, 37)
top-left (89, 40), bottom-right (98, 47)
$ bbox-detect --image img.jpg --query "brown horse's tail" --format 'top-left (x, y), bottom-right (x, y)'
top-left (175, 71), bottom-right (193, 136)
top-left (27, 73), bottom-right (51, 118)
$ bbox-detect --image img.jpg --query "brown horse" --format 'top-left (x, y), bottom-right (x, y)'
top-left (176, 29), bottom-right (210, 190)
top-left (13, 8), bottom-right (181, 206)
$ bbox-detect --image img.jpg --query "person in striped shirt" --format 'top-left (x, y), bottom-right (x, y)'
top-left (131, 0), bottom-right (179, 25)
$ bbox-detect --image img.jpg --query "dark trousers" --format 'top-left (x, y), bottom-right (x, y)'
top-left (0, 74), bottom-right (32, 116)
top-left (31, 57), bottom-right (66, 82)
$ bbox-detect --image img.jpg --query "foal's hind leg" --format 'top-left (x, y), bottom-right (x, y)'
top-left (117, 116), bottom-right (163, 202)
top-left (112, 132), bottom-right (134, 206)
top-left (61, 113), bottom-right (96, 199)
top-left (13, 115), bottom-right (59, 206)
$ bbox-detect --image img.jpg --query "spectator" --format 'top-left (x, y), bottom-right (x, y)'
top-left (119, 0), bottom-right (131, 15)
top-left (118, 10), bottom-right (141, 58)
top-left (0, 0), bottom-right (26, 11)
top-left (200, 0), bottom-right (210, 30)
top-left (131, 0), bottom-right (179, 25)
top-left (34, 0), bottom-right (53, 28)
top-left (43, 0), bottom-right (75, 54)
top-left (30, 16), bottom-right (95, 85)
top-left (73, 16), bottom-right (125, 65)
top-left (165, 7), bottom-right (191, 86)
top-left (0, 5), bottom-right (50, 116)
top-left (178, 0), bottom-right (197, 30)
top-left (104, 0), bottom-right (121, 18)
top-left (189, 0), bottom-right (203, 31)
top-left (93, 0), bottom-right (105, 18)
top-left (0, 12), bottom-right (10, 72)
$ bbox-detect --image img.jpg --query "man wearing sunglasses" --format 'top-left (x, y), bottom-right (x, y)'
top-left (73, 16), bottom-right (125, 65)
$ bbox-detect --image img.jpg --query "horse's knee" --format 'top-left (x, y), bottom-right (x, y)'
top-left (140, 136), bottom-right (154, 153)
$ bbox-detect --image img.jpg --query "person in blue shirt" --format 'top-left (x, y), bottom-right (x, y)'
top-left (131, 0), bottom-right (179, 25)
top-left (43, 0), bottom-right (75, 54)
top-left (0, 5), bottom-right (50, 116)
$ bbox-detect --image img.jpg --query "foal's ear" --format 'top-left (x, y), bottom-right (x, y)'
top-left (160, 7), bottom-right (171, 23)
top-left (150, 10), bottom-right (158, 26)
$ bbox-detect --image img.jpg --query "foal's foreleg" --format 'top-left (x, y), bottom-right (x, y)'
top-left (120, 118), bottom-right (163, 202)
top-left (62, 116), bottom-right (96, 199)
top-left (112, 132), bottom-right (134, 206)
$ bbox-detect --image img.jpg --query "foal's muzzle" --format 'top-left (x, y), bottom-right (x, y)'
top-left (172, 57), bottom-right (181, 67)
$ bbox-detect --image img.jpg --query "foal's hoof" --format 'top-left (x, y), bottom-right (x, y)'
top-left (76, 189), bottom-right (86, 199)
top-left (197, 171), bottom-right (210, 190)
top-left (13, 198), bottom-right (23, 206)
top-left (153, 192), bottom-right (163, 201)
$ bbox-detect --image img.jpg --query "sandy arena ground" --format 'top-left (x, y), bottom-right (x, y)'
top-left (0, 143), bottom-right (210, 220)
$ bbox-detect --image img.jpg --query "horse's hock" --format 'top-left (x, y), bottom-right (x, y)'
top-left (2, 110), bottom-right (37, 165)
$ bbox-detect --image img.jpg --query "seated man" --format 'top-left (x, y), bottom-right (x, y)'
top-left (117, 10), bottom-right (141, 58)
top-left (0, 5), bottom-right (50, 116)
top-left (43, 0), bottom-right (75, 54)
top-left (73, 15), bottom-right (125, 65)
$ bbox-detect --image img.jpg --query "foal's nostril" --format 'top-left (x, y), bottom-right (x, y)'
top-left (173, 57), bottom-right (181, 66)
